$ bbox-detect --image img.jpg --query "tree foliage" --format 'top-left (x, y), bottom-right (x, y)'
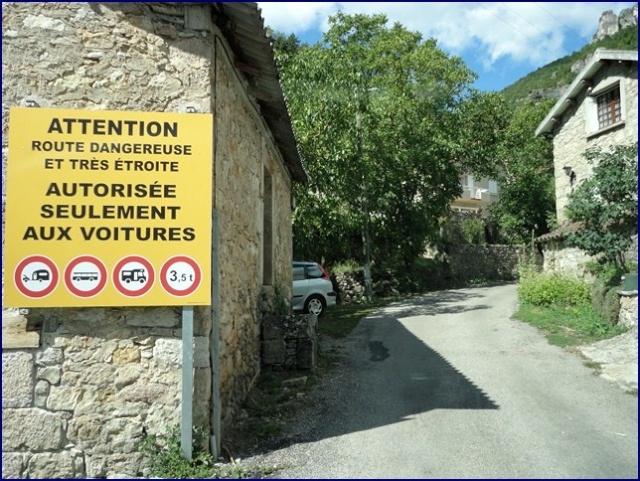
top-left (452, 93), bottom-right (556, 244)
top-left (488, 99), bottom-right (556, 244)
top-left (276, 13), bottom-right (486, 268)
top-left (565, 143), bottom-right (638, 269)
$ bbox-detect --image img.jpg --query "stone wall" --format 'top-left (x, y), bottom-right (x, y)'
top-left (2, 308), bottom-right (211, 478)
top-left (552, 61), bottom-right (638, 224)
top-left (618, 291), bottom-right (638, 329)
top-left (447, 245), bottom-right (523, 283)
top-left (541, 236), bottom-right (637, 280)
top-left (540, 243), bottom-right (596, 279)
top-left (2, 2), bottom-right (295, 477)
top-left (213, 36), bottom-right (294, 433)
top-left (332, 245), bottom-right (522, 306)
top-left (261, 314), bottom-right (318, 371)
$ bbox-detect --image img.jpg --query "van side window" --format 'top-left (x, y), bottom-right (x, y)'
top-left (307, 265), bottom-right (323, 279)
top-left (293, 266), bottom-right (305, 281)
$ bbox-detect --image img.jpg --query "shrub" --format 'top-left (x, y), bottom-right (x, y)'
top-left (518, 273), bottom-right (590, 306)
top-left (588, 261), bottom-right (624, 325)
top-left (517, 249), bottom-right (541, 280)
top-left (331, 259), bottom-right (362, 275)
top-left (460, 217), bottom-right (486, 245)
top-left (591, 280), bottom-right (608, 315)
top-left (586, 261), bottom-right (625, 287)
top-left (139, 425), bottom-right (216, 479)
top-left (602, 287), bottom-right (621, 325)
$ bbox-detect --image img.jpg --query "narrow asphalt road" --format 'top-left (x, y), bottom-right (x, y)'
top-left (245, 283), bottom-right (638, 478)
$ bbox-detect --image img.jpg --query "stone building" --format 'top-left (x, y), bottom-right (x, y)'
top-left (2, 2), bottom-right (305, 478)
top-left (534, 48), bottom-right (638, 277)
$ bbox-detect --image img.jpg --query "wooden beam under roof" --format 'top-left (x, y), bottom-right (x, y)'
top-left (235, 60), bottom-right (261, 76)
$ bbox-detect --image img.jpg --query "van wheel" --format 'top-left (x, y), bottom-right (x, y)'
top-left (304, 295), bottom-right (325, 317)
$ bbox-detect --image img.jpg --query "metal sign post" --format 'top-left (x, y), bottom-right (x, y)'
top-left (181, 305), bottom-right (194, 461)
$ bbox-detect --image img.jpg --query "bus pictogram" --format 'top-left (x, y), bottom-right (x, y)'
top-left (64, 256), bottom-right (107, 298)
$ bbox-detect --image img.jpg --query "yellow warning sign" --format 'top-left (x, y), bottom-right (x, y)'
top-left (4, 107), bottom-right (213, 307)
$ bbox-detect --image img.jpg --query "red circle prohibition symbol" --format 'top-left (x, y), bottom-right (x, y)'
top-left (14, 255), bottom-right (59, 299)
top-left (160, 255), bottom-right (202, 297)
top-left (64, 255), bottom-right (108, 298)
top-left (112, 255), bottom-right (155, 298)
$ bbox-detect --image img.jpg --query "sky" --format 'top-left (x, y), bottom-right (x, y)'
top-left (256, 2), bottom-right (637, 92)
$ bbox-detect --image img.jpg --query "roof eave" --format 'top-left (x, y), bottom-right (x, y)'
top-left (535, 49), bottom-right (638, 137)
top-left (215, 2), bottom-right (307, 183)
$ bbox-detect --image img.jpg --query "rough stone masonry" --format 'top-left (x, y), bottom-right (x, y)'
top-left (2, 2), bottom-right (298, 478)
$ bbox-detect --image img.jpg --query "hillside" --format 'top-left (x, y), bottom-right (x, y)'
top-left (501, 26), bottom-right (638, 105)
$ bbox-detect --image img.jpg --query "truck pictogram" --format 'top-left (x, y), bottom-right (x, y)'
top-left (121, 268), bottom-right (147, 283)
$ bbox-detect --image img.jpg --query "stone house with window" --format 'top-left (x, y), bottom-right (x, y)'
top-left (534, 48), bottom-right (638, 276)
top-left (2, 2), bottom-right (305, 478)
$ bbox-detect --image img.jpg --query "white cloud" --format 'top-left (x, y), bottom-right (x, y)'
top-left (257, 2), bottom-right (637, 68)
top-left (257, 2), bottom-right (340, 32)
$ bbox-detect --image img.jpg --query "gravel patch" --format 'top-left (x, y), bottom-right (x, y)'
top-left (222, 334), bottom-right (355, 477)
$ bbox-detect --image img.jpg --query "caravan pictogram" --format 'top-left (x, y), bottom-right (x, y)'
top-left (14, 255), bottom-right (59, 299)
top-left (112, 255), bottom-right (155, 298)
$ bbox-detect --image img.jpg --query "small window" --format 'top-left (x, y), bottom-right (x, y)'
top-left (306, 265), bottom-right (323, 279)
top-left (488, 180), bottom-right (498, 194)
top-left (596, 86), bottom-right (621, 129)
top-left (293, 266), bottom-right (305, 281)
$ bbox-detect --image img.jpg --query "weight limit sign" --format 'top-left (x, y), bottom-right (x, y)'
top-left (160, 255), bottom-right (202, 297)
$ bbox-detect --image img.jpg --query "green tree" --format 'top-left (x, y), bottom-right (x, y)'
top-left (271, 31), bottom-right (302, 67)
top-left (428, 91), bottom-right (556, 246)
top-left (489, 100), bottom-right (556, 244)
top-left (277, 13), bottom-right (480, 274)
top-left (457, 93), bottom-right (556, 244)
top-left (565, 143), bottom-right (638, 269)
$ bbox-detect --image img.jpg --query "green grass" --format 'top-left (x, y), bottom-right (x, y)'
top-left (513, 302), bottom-right (627, 347)
top-left (320, 298), bottom-right (398, 338)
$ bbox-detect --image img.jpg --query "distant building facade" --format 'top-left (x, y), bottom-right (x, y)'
top-left (450, 174), bottom-right (499, 216)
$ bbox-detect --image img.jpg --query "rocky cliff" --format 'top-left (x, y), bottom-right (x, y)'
top-left (503, 3), bottom-right (638, 104)
top-left (592, 3), bottom-right (638, 42)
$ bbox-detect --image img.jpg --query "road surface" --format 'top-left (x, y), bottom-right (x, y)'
top-left (248, 283), bottom-right (638, 478)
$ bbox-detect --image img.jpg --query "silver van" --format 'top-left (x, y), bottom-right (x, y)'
top-left (292, 261), bottom-right (337, 317)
